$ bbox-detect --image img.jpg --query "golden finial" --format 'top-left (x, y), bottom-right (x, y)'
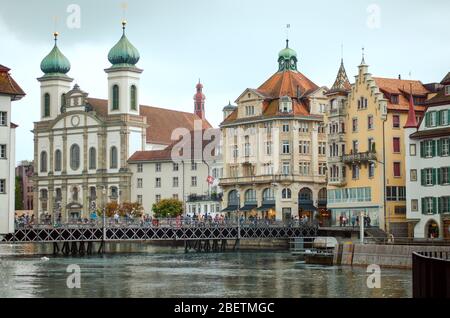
top-left (53, 31), bottom-right (59, 43)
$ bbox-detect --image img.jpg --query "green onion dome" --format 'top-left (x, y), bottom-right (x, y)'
top-left (40, 32), bottom-right (71, 75)
top-left (278, 40), bottom-right (297, 60)
top-left (108, 21), bottom-right (140, 67)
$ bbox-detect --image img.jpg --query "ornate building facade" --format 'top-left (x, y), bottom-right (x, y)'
top-left (33, 24), bottom-right (210, 222)
top-left (219, 40), bottom-right (328, 221)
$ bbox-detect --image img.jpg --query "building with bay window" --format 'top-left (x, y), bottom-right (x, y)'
top-left (405, 72), bottom-right (450, 239)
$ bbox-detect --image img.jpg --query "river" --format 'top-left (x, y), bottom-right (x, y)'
top-left (0, 243), bottom-right (411, 298)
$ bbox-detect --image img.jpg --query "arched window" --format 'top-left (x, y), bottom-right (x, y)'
top-left (40, 151), bottom-right (48, 172)
top-left (72, 186), bottom-right (78, 202)
top-left (61, 93), bottom-right (66, 108)
top-left (44, 93), bottom-right (50, 117)
top-left (130, 85), bottom-right (137, 110)
top-left (262, 188), bottom-right (274, 202)
top-left (228, 190), bottom-right (238, 206)
top-left (89, 147), bottom-right (96, 170)
top-left (282, 188), bottom-right (292, 199)
top-left (70, 144), bottom-right (80, 170)
top-left (54, 149), bottom-right (62, 172)
top-left (110, 146), bottom-right (118, 169)
top-left (299, 188), bottom-right (313, 201)
top-left (318, 188), bottom-right (327, 201)
top-left (112, 85), bottom-right (119, 110)
top-left (244, 189), bottom-right (256, 203)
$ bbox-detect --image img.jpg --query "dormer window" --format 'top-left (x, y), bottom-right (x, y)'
top-left (391, 95), bottom-right (399, 104)
top-left (245, 105), bottom-right (255, 116)
top-left (280, 96), bottom-right (292, 113)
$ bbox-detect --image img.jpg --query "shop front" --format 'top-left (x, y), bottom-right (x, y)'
top-left (330, 207), bottom-right (380, 228)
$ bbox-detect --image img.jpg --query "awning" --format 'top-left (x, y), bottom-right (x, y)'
top-left (257, 202), bottom-right (276, 211)
top-left (240, 204), bottom-right (258, 212)
top-left (299, 200), bottom-right (317, 212)
top-left (221, 205), bottom-right (238, 212)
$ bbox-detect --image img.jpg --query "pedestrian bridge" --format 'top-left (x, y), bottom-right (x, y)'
top-left (0, 220), bottom-right (318, 244)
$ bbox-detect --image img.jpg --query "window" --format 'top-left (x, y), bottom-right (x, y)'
top-left (352, 140), bottom-right (359, 153)
top-left (299, 162), bottom-right (310, 176)
top-left (281, 96), bottom-right (292, 112)
top-left (0, 179), bottom-right (5, 193)
top-left (318, 163), bottom-right (327, 176)
top-left (191, 176), bottom-right (197, 187)
top-left (155, 195), bottom-right (161, 203)
top-left (110, 187), bottom-right (118, 199)
top-left (440, 110), bottom-right (449, 126)
top-left (54, 150), bottom-right (62, 172)
top-left (44, 93), bottom-right (50, 117)
top-left (137, 163), bottom-right (143, 173)
top-left (318, 125), bottom-right (325, 134)
top-left (446, 86), bottom-right (450, 96)
top-left (282, 122), bottom-right (290, 132)
top-left (262, 188), bottom-right (275, 201)
top-left (40, 151), bottom-right (48, 173)
top-left (421, 140), bottom-right (435, 158)
top-left (110, 146), bottom-right (118, 169)
top-left (411, 199), bottom-right (418, 212)
top-left (318, 142), bottom-right (326, 155)
top-left (298, 122), bottom-right (309, 133)
top-left (367, 115), bottom-right (374, 130)
top-left (0, 112), bottom-right (7, 126)
top-left (299, 140), bottom-right (310, 154)
top-left (282, 141), bottom-right (290, 154)
top-left (393, 162), bottom-right (401, 177)
top-left (282, 162), bottom-right (290, 175)
top-left (191, 162), bottom-right (197, 171)
top-left (89, 147), bottom-right (96, 170)
top-left (440, 138), bottom-right (450, 156)
top-left (368, 138), bottom-right (375, 153)
top-left (352, 118), bottom-right (358, 132)
top-left (137, 178), bottom-right (143, 188)
top-left (70, 144), bottom-right (80, 170)
top-left (137, 195), bottom-right (143, 205)
top-left (244, 189), bottom-right (256, 203)
top-left (232, 145), bottom-right (239, 158)
top-left (173, 177), bottom-right (179, 187)
top-left (440, 196), bottom-right (450, 213)
top-left (173, 163), bottom-right (179, 171)
top-left (393, 137), bottom-right (401, 153)
top-left (357, 97), bottom-right (368, 109)
top-left (112, 85), bottom-right (119, 110)
top-left (72, 187), bottom-right (79, 202)
top-left (130, 85), bottom-right (137, 110)
top-left (173, 194), bottom-right (179, 200)
top-left (391, 95), bottom-right (399, 104)
top-left (394, 206), bottom-right (406, 214)
top-left (352, 164), bottom-right (359, 179)
top-left (228, 190), bottom-right (239, 206)
top-left (422, 197), bottom-right (436, 214)
top-left (439, 167), bottom-right (450, 185)
top-left (61, 93), bottom-right (66, 109)
top-left (155, 178), bottom-right (161, 188)
top-left (369, 162), bottom-right (375, 178)
top-left (282, 188), bottom-right (292, 199)
top-left (245, 105), bottom-right (255, 116)
top-left (386, 186), bottom-right (406, 201)
top-left (393, 115), bottom-right (400, 128)
top-left (410, 169), bottom-right (417, 182)
top-left (265, 142), bottom-right (272, 155)
top-left (244, 141), bottom-right (251, 156)
top-left (410, 144), bottom-right (416, 156)
top-left (422, 168), bottom-right (435, 186)
top-left (0, 145), bottom-right (6, 159)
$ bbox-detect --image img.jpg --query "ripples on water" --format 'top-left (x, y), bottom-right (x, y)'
top-left (0, 244), bottom-right (412, 298)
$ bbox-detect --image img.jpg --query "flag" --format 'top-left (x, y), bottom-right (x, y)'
top-left (207, 176), bottom-right (214, 185)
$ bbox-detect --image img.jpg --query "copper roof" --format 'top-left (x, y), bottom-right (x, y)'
top-left (373, 77), bottom-right (429, 112)
top-left (86, 98), bottom-right (212, 146)
top-left (0, 65), bottom-right (25, 100)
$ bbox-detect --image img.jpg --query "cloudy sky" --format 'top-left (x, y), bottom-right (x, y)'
top-left (1, 0), bottom-right (449, 162)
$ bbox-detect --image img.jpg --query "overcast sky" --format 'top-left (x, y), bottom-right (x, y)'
top-left (1, 0), bottom-right (449, 162)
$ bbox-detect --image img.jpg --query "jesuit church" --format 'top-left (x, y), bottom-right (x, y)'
top-left (33, 22), bottom-right (211, 221)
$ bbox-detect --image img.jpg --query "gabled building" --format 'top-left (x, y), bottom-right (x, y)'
top-left (33, 24), bottom-right (210, 222)
top-left (405, 72), bottom-right (450, 239)
top-left (325, 54), bottom-right (430, 237)
top-left (0, 64), bottom-right (25, 233)
top-left (220, 40), bottom-right (328, 221)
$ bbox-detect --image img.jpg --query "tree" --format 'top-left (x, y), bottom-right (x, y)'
top-left (152, 199), bottom-right (183, 218)
top-left (15, 176), bottom-right (23, 210)
top-left (120, 201), bottom-right (144, 218)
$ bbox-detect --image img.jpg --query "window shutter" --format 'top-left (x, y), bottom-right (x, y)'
top-left (437, 139), bottom-right (442, 156)
top-left (432, 197), bottom-right (437, 214)
top-left (421, 169), bottom-right (425, 186)
top-left (437, 168), bottom-right (442, 185)
top-left (421, 198), bottom-right (425, 214)
top-left (448, 110), bottom-right (450, 125)
top-left (438, 197), bottom-right (442, 214)
top-left (420, 141), bottom-right (425, 158)
top-left (425, 112), bottom-right (430, 127)
top-left (431, 140), bottom-right (436, 157)
top-left (436, 111), bottom-right (441, 126)
top-left (432, 168), bottom-right (437, 185)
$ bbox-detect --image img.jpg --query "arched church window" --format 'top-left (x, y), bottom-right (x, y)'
top-left (54, 149), bottom-right (62, 172)
top-left (130, 85), bottom-right (137, 110)
top-left (89, 147), bottom-right (96, 170)
top-left (70, 144), bottom-right (80, 170)
top-left (44, 93), bottom-right (50, 117)
top-left (112, 85), bottom-right (119, 110)
top-left (110, 146), bottom-right (118, 169)
top-left (40, 151), bottom-right (48, 173)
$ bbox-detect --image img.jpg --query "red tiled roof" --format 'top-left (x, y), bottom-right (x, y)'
top-left (222, 70), bottom-right (320, 125)
top-left (0, 65), bottom-right (25, 100)
top-left (86, 98), bottom-right (212, 146)
top-left (373, 77), bottom-right (429, 112)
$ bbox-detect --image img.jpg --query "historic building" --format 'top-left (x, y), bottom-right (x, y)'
top-left (0, 64), bottom-right (25, 233)
top-left (15, 160), bottom-right (35, 212)
top-left (219, 40), bottom-right (328, 221)
top-left (33, 23), bottom-right (210, 222)
top-left (325, 54), bottom-right (430, 236)
top-left (405, 72), bottom-right (450, 239)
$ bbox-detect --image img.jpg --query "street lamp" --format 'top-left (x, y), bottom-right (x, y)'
top-left (102, 187), bottom-right (107, 241)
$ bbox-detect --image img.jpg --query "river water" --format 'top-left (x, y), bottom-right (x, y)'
top-left (0, 244), bottom-right (411, 298)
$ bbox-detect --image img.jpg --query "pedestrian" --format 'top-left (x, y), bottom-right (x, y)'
top-left (339, 215), bottom-right (343, 227)
top-left (351, 215), bottom-right (356, 228)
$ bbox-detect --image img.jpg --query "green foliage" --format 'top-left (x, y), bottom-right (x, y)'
top-left (152, 199), bottom-right (183, 218)
top-left (15, 176), bottom-right (23, 210)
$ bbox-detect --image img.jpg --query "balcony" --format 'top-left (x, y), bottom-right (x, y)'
top-left (327, 134), bottom-right (346, 143)
top-left (328, 105), bottom-right (346, 116)
top-left (187, 193), bottom-right (223, 202)
top-left (328, 177), bottom-right (347, 187)
top-left (342, 151), bottom-right (377, 164)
